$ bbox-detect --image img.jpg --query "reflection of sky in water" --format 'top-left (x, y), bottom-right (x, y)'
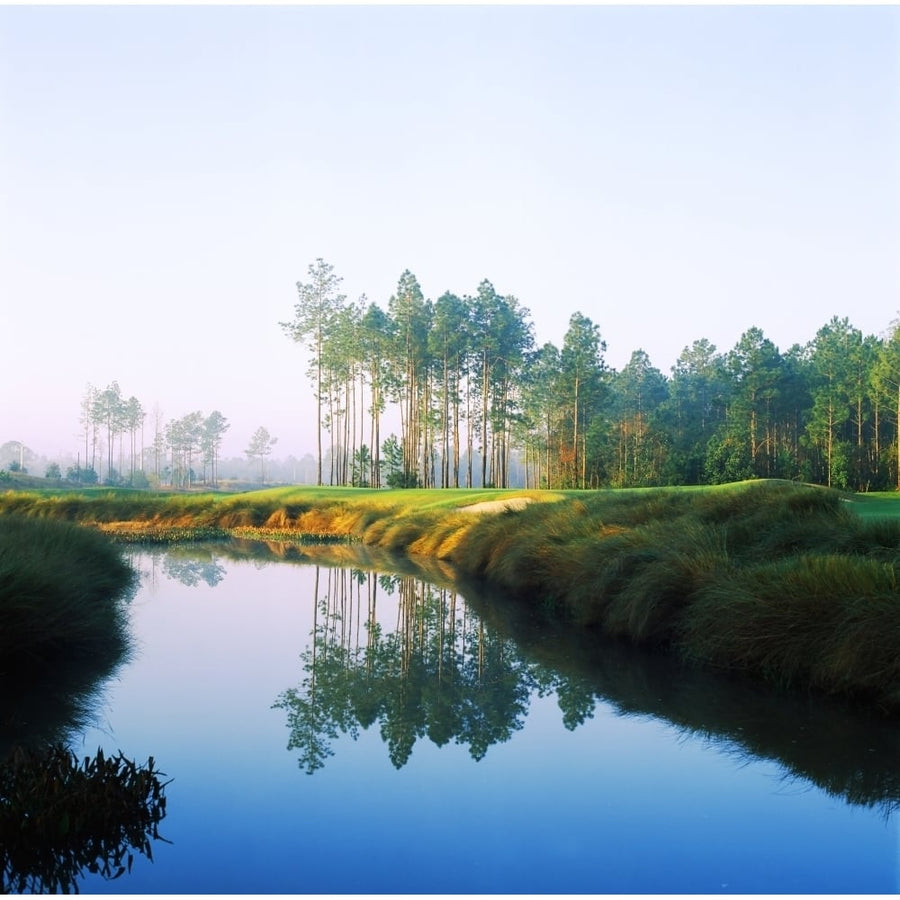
top-left (76, 551), bottom-right (897, 894)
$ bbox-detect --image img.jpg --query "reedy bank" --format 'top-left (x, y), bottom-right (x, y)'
top-left (2, 480), bottom-right (899, 712)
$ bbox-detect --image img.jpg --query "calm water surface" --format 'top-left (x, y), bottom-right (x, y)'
top-left (61, 542), bottom-right (900, 893)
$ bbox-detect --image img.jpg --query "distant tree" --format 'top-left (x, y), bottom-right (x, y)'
top-left (520, 341), bottom-right (562, 488)
top-left (281, 258), bottom-right (347, 486)
top-left (165, 412), bottom-right (204, 489)
top-left (44, 462), bottom-right (61, 479)
top-left (430, 291), bottom-right (470, 488)
top-left (386, 270), bottom-right (431, 488)
top-left (871, 318), bottom-right (900, 489)
top-left (659, 339), bottom-right (728, 484)
top-left (79, 384), bottom-right (98, 475)
top-left (559, 313), bottom-right (608, 488)
top-left (246, 426), bottom-right (278, 484)
top-left (93, 382), bottom-right (125, 484)
top-left (806, 317), bottom-right (858, 488)
top-left (381, 434), bottom-right (403, 484)
top-left (151, 404), bottom-right (166, 483)
top-left (361, 302), bottom-right (395, 487)
top-left (66, 465), bottom-right (97, 485)
top-left (607, 349), bottom-right (669, 487)
top-left (1, 441), bottom-right (31, 475)
top-left (723, 327), bottom-right (784, 480)
top-left (202, 410), bottom-right (230, 487)
top-left (381, 434), bottom-right (417, 487)
top-left (123, 396), bottom-right (144, 485)
top-left (351, 444), bottom-right (372, 487)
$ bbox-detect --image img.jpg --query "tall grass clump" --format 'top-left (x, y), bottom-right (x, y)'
top-left (676, 555), bottom-right (900, 709)
top-left (441, 481), bottom-right (900, 711)
top-left (0, 515), bottom-right (135, 678)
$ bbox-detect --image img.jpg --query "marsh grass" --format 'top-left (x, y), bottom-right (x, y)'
top-left (0, 515), bottom-right (134, 678)
top-left (4, 479), bottom-right (900, 711)
top-left (440, 480), bottom-right (900, 710)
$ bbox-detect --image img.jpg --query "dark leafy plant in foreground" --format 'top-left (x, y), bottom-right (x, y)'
top-left (0, 744), bottom-right (170, 894)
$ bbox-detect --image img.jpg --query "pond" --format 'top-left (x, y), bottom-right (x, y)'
top-left (24, 541), bottom-right (900, 892)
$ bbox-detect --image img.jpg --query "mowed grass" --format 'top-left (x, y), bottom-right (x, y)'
top-left (3, 479), bottom-right (900, 712)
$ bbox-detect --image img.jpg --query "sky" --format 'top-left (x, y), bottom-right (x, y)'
top-left (1, 4), bottom-right (899, 463)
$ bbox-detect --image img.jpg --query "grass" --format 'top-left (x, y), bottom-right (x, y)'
top-left (3, 479), bottom-right (900, 713)
top-left (0, 514), bottom-right (134, 680)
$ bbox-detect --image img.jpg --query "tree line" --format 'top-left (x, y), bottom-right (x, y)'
top-left (73, 383), bottom-right (277, 488)
top-left (282, 258), bottom-right (900, 492)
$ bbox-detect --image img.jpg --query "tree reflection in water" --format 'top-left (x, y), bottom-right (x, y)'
top-left (274, 567), bottom-right (534, 772)
top-left (122, 540), bottom-right (900, 817)
top-left (273, 555), bottom-right (900, 820)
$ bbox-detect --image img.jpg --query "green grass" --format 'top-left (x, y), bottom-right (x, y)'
top-left (842, 491), bottom-right (900, 520)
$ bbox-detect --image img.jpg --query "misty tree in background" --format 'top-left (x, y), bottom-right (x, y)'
top-left (166, 411), bottom-right (204, 489)
top-left (246, 426), bottom-right (278, 484)
top-left (202, 410), bottom-right (230, 487)
top-left (78, 384), bottom-right (98, 475)
top-left (92, 381), bottom-right (124, 484)
top-left (151, 404), bottom-right (166, 485)
top-left (123, 395), bottom-right (144, 485)
top-left (281, 258), bottom-right (347, 486)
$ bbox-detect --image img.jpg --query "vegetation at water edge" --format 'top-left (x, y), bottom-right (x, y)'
top-left (2, 479), bottom-right (900, 713)
top-left (0, 514), bottom-right (134, 683)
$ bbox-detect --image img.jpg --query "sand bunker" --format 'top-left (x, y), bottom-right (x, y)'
top-left (457, 497), bottom-right (534, 514)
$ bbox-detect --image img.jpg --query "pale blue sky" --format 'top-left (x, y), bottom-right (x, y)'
top-left (1, 5), bottom-right (898, 461)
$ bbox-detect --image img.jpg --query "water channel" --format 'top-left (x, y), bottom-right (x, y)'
top-left (12, 540), bottom-right (900, 892)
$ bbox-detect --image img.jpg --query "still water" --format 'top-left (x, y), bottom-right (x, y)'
top-left (59, 541), bottom-right (900, 893)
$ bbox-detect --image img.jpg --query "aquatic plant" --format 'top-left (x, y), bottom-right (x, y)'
top-left (0, 744), bottom-right (169, 893)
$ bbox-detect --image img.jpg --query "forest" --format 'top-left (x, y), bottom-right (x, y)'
top-left (24, 258), bottom-right (900, 493)
top-left (282, 259), bottom-right (900, 493)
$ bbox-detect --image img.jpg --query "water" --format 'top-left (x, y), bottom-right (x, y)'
top-left (30, 542), bottom-right (900, 892)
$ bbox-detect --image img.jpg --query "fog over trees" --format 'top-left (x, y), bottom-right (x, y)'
top-left (3, 259), bottom-right (899, 493)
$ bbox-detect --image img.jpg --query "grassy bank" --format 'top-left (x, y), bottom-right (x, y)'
top-left (2, 480), bottom-right (900, 712)
top-left (0, 514), bottom-right (134, 682)
top-left (436, 482), bottom-right (900, 711)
